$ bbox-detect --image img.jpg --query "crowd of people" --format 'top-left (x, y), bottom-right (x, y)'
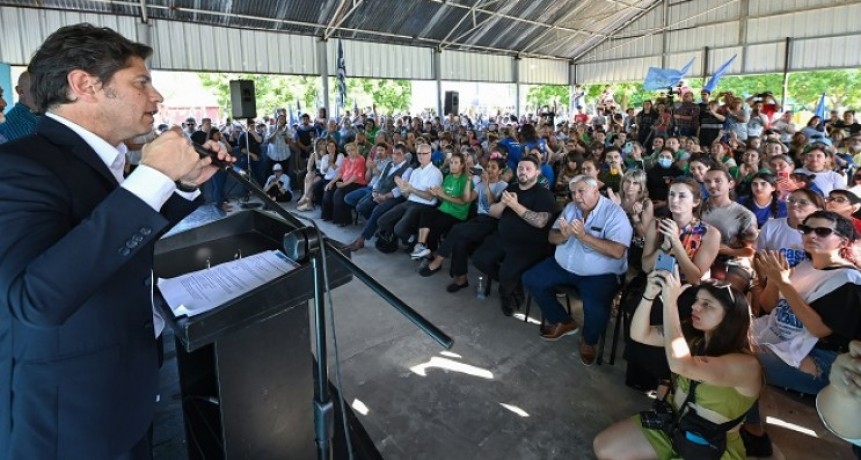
top-left (3, 43), bottom-right (860, 456)
top-left (216, 86), bottom-right (860, 459)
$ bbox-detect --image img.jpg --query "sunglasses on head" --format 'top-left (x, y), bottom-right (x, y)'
top-left (797, 224), bottom-right (837, 237)
top-left (702, 279), bottom-right (735, 303)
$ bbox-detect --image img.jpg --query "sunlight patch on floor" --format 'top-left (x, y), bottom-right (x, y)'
top-left (766, 416), bottom-right (819, 438)
top-left (500, 403), bottom-right (530, 417)
top-left (409, 356), bottom-right (494, 379)
top-left (351, 398), bottom-right (370, 416)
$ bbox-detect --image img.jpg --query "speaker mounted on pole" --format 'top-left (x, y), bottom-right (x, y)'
top-left (230, 80), bottom-right (257, 120)
top-left (444, 91), bottom-right (459, 116)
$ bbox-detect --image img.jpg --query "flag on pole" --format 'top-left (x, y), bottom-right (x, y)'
top-left (288, 103), bottom-right (297, 126)
top-left (643, 58), bottom-right (695, 91)
top-left (703, 54), bottom-right (737, 94)
top-left (296, 99), bottom-right (302, 117)
top-left (814, 93), bottom-right (827, 123)
top-left (336, 40), bottom-right (347, 112)
top-left (353, 98), bottom-right (359, 117)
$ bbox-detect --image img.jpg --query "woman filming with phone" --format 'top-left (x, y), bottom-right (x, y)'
top-left (624, 178), bottom-right (723, 393)
top-left (594, 267), bottom-right (762, 460)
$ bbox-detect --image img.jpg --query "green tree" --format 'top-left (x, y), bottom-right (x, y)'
top-left (525, 85), bottom-right (569, 112)
top-left (789, 70), bottom-right (861, 111)
top-left (197, 73), bottom-right (318, 119)
top-left (328, 77), bottom-right (412, 115)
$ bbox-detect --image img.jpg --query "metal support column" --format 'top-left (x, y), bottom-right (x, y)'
top-left (433, 48), bottom-right (443, 117)
top-left (513, 56), bottom-right (521, 116)
top-left (781, 37), bottom-right (791, 109)
top-left (318, 39), bottom-right (330, 118)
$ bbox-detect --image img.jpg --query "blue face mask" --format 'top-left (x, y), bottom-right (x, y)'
top-left (657, 158), bottom-right (673, 168)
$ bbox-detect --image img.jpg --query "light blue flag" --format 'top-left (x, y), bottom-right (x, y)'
top-left (643, 58), bottom-right (695, 91)
top-left (814, 93), bottom-right (827, 122)
top-left (288, 104), bottom-right (297, 126)
top-left (704, 54), bottom-right (737, 93)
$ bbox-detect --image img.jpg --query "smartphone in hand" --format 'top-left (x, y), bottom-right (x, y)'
top-left (655, 253), bottom-right (677, 273)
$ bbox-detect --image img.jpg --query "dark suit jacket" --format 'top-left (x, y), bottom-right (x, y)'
top-left (0, 117), bottom-right (200, 459)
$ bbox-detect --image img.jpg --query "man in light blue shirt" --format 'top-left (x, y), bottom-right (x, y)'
top-left (522, 174), bottom-right (632, 365)
top-left (0, 71), bottom-right (39, 143)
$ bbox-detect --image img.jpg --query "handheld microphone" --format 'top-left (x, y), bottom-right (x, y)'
top-left (191, 143), bottom-right (233, 169)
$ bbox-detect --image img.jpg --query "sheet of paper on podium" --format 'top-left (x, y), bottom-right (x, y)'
top-left (158, 250), bottom-right (299, 317)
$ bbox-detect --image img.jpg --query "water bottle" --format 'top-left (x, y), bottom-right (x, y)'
top-left (476, 276), bottom-right (487, 299)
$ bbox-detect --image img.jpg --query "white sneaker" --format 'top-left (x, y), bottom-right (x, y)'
top-left (410, 243), bottom-right (430, 259)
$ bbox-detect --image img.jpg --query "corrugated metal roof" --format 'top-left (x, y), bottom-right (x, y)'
top-left (0, 0), bottom-right (662, 61)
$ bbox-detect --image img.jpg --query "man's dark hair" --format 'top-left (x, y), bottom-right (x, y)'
top-left (28, 23), bottom-right (153, 113)
top-left (519, 154), bottom-right (541, 169)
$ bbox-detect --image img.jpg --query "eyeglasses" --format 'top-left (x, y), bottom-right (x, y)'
top-left (702, 279), bottom-right (735, 303)
top-left (826, 196), bottom-right (851, 204)
top-left (798, 224), bottom-right (836, 237)
top-left (787, 197), bottom-right (813, 207)
top-left (417, 151), bottom-right (431, 155)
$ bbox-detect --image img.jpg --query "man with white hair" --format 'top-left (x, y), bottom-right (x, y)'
top-left (522, 174), bottom-right (632, 365)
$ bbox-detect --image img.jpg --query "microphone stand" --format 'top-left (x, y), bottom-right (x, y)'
top-left (196, 146), bottom-right (454, 460)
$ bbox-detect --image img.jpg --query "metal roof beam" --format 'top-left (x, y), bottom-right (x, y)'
top-left (572, 0), bottom-right (663, 61)
top-left (323, 0), bottom-right (365, 40)
top-left (428, 0), bottom-right (604, 38)
top-left (519, 0), bottom-right (595, 54)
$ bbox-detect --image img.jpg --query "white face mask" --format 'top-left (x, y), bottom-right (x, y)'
top-left (657, 158), bottom-right (673, 168)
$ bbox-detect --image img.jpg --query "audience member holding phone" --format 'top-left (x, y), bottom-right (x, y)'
top-left (594, 266), bottom-right (762, 460)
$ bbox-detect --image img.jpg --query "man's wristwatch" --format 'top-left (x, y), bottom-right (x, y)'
top-left (175, 181), bottom-right (199, 193)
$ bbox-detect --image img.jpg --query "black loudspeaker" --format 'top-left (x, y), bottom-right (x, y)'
top-left (230, 80), bottom-right (257, 120)
top-left (444, 91), bottom-right (459, 115)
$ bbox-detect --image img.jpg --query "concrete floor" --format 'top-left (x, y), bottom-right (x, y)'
top-left (153, 200), bottom-right (855, 460)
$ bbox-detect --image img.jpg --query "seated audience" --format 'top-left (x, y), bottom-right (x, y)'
top-left (739, 172), bottom-right (787, 228)
top-left (322, 142), bottom-right (367, 226)
top-left (701, 168), bottom-right (758, 279)
top-left (594, 271), bottom-right (762, 460)
top-left (376, 143), bottom-right (443, 247)
top-left (743, 211), bottom-right (861, 456)
top-left (420, 158), bottom-right (507, 291)
top-left (345, 144), bottom-right (412, 251)
top-left (472, 156), bottom-right (556, 316)
top-left (796, 146), bottom-right (847, 195)
top-left (411, 153), bottom-right (473, 261)
top-left (522, 175), bottom-right (632, 365)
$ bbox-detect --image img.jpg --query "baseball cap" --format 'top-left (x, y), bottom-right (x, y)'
top-left (185, 117), bottom-right (196, 124)
top-left (272, 163), bottom-right (283, 171)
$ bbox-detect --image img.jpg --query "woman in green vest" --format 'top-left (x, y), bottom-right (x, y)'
top-left (410, 152), bottom-right (474, 262)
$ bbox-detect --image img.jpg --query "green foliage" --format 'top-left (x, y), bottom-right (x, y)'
top-left (197, 72), bottom-right (412, 119)
top-left (197, 73), bottom-right (318, 118)
top-left (525, 85), bottom-right (569, 110)
top-left (331, 78), bottom-right (412, 115)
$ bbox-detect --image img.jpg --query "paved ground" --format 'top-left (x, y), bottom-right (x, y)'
top-left (152, 200), bottom-right (855, 460)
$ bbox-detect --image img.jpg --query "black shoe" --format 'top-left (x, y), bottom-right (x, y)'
top-left (499, 294), bottom-right (514, 317)
top-left (419, 265), bottom-right (441, 277)
top-left (740, 428), bottom-right (773, 458)
top-left (446, 281), bottom-right (469, 293)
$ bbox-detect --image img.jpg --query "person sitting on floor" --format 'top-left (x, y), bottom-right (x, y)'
top-left (472, 155), bottom-right (556, 316)
top-left (410, 152), bottom-right (473, 261)
top-left (594, 271), bottom-right (762, 460)
top-left (521, 174), bottom-right (632, 365)
top-left (419, 157), bottom-right (507, 291)
top-left (263, 163), bottom-right (292, 202)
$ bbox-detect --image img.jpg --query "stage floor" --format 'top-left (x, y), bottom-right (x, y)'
top-left (153, 200), bottom-right (854, 460)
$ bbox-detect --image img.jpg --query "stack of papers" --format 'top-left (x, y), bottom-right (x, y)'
top-left (158, 250), bottom-right (299, 317)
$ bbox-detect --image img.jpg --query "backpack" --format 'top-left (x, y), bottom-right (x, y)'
top-left (374, 230), bottom-right (399, 253)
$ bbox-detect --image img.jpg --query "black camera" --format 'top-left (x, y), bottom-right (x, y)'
top-left (640, 398), bottom-right (676, 432)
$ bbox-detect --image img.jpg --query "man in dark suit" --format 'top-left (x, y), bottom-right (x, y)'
top-left (0, 24), bottom-right (232, 460)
